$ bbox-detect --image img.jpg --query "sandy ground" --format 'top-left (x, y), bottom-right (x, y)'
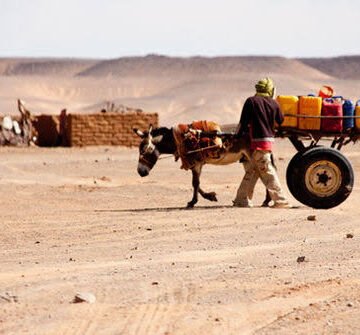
top-left (1, 140), bottom-right (360, 335)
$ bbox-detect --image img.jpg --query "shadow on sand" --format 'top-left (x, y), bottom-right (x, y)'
top-left (94, 205), bottom-right (302, 213)
top-left (95, 205), bottom-right (235, 213)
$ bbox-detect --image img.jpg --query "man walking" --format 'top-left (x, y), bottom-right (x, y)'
top-left (233, 77), bottom-right (291, 208)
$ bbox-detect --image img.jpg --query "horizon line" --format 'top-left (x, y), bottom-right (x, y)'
top-left (0, 53), bottom-right (360, 61)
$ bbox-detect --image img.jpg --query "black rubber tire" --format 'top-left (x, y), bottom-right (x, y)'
top-left (286, 146), bottom-right (316, 200)
top-left (286, 147), bottom-right (354, 209)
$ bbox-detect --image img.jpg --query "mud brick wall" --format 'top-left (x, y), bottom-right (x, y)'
top-left (67, 112), bottom-right (158, 147)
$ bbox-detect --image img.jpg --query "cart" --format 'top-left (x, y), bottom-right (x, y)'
top-left (276, 114), bottom-right (360, 209)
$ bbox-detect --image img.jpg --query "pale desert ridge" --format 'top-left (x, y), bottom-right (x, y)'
top-left (1, 55), bottom-right (360, 334)
top-left (1, 55), bottom-right (360, 124)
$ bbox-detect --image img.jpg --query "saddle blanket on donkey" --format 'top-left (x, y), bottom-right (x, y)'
top-left (173, 120), bottom-right (225, 170)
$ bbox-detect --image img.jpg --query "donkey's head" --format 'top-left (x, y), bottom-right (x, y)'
top-left (133, 125), bottom-right (164, 177)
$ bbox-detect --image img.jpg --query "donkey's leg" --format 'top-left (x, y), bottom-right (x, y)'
top-left (191, 164), bottom-right (217, 203)
top-left (199, 179), bottom-right (218, 202)
top-left (187, 164), bottom-right (202, 208)
top-left (199, 188), bottom-right (218, 202)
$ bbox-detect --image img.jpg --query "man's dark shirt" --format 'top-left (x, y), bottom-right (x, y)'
top-left (239, 95), bottom-right (284, 141)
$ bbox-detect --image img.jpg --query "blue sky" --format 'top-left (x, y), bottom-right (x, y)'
top-left (1, 0), bottom-right (360, 58)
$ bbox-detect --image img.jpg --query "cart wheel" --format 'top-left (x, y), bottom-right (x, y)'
top-left (286, 147), bottom-right (354, 209)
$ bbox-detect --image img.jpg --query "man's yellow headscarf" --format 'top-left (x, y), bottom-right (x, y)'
top-left (255, 77), bottom-right (275, 98)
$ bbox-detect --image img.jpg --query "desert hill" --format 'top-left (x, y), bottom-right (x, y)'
top-left (0, 55), bottom-right (332, 79)
top-left (1, 58), bottom-right (97, 76)
top-left (77, 55), bottom-right (330, 79)
top-left (299, 56), bottom-right (360, 80)
top-left (0, 55), bottom-right (359, 125)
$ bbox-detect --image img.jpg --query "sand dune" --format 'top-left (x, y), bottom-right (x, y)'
top-left (0, 55), bottom-right (359, 125)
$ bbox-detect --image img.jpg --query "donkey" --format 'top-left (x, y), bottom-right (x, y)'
top-left (134, 125), bottom-right (272, 208)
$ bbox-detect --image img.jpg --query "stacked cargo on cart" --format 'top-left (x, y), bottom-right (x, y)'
top-left (274, 87), bottom-right (360, 209)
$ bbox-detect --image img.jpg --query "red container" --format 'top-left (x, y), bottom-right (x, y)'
top-left (318, 85), bottom-right (334, 98)
top-left (321, 98), bottom-right (343, 132)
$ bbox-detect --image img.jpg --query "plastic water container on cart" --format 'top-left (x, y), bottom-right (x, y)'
top-left (318, 85), bottom-right (334, 98)
top-left (356, 100), bottom-right (360, 129)
top-left (326, 95), bottom-right (354, 130)
top-left (342, 99), bottom-right (355, 130)
top-left (276, 96), bottom-right (298, 127)
top-left (298, 96), bottom-right (322, 130)
top-left (321, 98), bottom-right (343, 132)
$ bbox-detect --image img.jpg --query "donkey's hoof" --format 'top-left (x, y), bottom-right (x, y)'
top-left (261, 201), bottom-right (270, 207)
top-left (186, 201), bottom-right (196, 209)
top-left (205, 192), bottom-right (218, 202)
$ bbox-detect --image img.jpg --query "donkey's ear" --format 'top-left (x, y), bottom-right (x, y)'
top-left (133, 128), bottom-right (145, 138)
top-left (152, 135), bottom-right (163, 144)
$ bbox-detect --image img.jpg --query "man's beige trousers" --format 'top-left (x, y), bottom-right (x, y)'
top-left (234, 150), bottom-right (288, 207)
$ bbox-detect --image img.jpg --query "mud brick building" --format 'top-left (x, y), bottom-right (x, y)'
top-left (33, 111), bottom-right (158, 147)
top-left (66, 112), bottom-right (158, 147)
